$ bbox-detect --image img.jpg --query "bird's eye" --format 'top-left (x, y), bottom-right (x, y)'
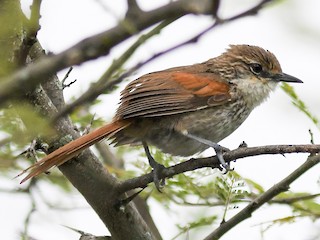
top-left (249, 63), bottom-right (263, 75)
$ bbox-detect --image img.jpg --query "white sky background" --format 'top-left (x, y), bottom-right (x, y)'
top-left (1, 0), bottom-right (320, 239)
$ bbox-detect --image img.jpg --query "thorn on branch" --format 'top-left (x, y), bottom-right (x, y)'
top-left (211, 0), bottom-right (221, 18)
top-left (115, 187), bottom-right (146, 210)
top-left (63, 225), bottom-right (112, 240)
top-left (127, 0), bottom-right (139, 9)
top-left (238, 141), bottom-right (248, 148)
top-left (125, 0), bottom-right (143, 19)
top-left (183, 0), bottom-right (214, 15)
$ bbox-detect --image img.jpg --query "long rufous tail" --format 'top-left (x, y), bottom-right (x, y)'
top-left (17, 120), bottom-right (130, 183)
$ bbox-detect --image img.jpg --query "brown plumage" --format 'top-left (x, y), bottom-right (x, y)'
top-left (18, 45), bottom-right (302, 183)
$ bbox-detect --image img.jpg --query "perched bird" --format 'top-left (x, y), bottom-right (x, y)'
top-left (18, 45), bottom-right (302, 189)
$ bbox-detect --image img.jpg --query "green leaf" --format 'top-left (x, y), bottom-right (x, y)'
top-left (244, 177), bottom-right (265, 194)
top-left (173, 215), bottom-right (218, 240)
top-left (281, 83), bottom-right (319, 128)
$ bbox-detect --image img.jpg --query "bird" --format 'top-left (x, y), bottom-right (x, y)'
top-left (18, 44), bottom-right (302, 189)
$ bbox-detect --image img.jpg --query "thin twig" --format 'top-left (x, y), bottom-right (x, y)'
top-left (17, 0), bottom-right (42, 66)
top-left (22, 197), bottom-right (36, 240)
top-left (20, 180), bottom-right (37, 240)
top-left (29, 0), bottom-right (42, 33)
top-left (61, 67), bottom-right (77, 89)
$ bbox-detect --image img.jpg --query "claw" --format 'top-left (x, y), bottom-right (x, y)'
top-left (152, 163), bottom-right (166, 192)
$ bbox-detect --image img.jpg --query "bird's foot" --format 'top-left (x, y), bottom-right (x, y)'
top-left (151, 162), bottom-right (166, 192)
top-left (213, 144), bottom-right (233, 173)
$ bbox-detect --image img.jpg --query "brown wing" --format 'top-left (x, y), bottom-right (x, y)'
top-left (114, 70), bottom-right (232, 119)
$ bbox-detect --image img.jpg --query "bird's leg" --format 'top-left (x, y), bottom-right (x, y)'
top-left (182, 132), bottom-right (231, 172)
top-left (142, 141), bottom-right (166, 191)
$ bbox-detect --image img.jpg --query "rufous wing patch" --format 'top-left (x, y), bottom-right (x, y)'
top-left (172, 72), bottom-right (231, 99)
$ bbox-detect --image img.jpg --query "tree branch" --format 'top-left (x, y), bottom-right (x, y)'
top-left (0, 0), bottom-right (216, 105)
top-left (28, 41), bottom-right (66, 111)
top-left (117, 144), bottom-right (320, 193)
top-left (203, 154), bottom-right (320, 240)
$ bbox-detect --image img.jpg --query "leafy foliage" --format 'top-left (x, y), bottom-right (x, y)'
top-left (0, 103), bottom-right (55, 145)
top-left (0, 103), bottom-right (55, 177)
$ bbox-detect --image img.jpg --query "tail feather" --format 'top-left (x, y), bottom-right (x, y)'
top-left (18, 120), bottom-right (130, 183)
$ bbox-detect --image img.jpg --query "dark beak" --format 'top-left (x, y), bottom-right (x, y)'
top-left (274, 73), bottom-right (303, 83)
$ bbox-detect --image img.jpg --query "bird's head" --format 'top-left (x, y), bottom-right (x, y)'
top-left (215, 44), bottom-right (303, 107)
